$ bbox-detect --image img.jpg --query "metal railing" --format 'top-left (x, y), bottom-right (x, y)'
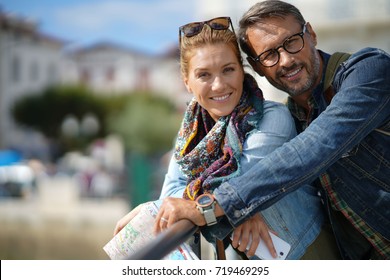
top-left (127, 219), bottom-right (198, 260)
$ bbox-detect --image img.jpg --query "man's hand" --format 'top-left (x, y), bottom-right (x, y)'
top-left (231, 213), bottom-right (277, 258)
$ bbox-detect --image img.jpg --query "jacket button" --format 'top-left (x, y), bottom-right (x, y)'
top-left (234, 210), bottom-right (241, 218)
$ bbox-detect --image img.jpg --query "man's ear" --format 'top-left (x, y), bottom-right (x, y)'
top-left (305, 22), bottom-right (317, 46)
top-left (246, 57), bottom-right (265, 77)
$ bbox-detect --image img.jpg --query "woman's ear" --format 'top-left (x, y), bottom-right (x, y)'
top-left (183, 76), bottom-right (192, 93)
top-left (246, 57), bottom-right (265, 77)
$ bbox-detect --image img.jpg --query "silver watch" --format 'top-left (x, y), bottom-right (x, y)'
top-left (195, 194), bottom-right (217, 226)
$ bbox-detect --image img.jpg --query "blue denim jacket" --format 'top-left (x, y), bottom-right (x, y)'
top-left (160, 101), bottom-right (324, 259)
top-left (213, 48), bottom-right (390, 241)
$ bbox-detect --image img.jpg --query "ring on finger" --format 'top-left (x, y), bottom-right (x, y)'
top-left (161, 217), bottom-right (168, 223)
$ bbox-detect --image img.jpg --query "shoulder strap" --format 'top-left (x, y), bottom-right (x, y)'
top-left (323, 52), bottom-right (351, 91)
top-left (324, 52), bottom-right (389, 136)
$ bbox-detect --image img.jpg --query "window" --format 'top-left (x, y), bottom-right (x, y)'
top-left (11, 55), bottom-right (21, 83)
top-left (47, 63), bottom-right (58, 84)
top-left (80, 68), bottom-right (90, 84)
top-left (30, 61), bottom-right (39, 81)
top-left (106, 67), bottom-right (115, 82)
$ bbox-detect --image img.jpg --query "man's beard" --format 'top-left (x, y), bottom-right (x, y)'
top-left (268, 49), bottom-right (321, 97)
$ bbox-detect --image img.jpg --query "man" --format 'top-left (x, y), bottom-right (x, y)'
top-left (213, 0), bottom-right (389, 259)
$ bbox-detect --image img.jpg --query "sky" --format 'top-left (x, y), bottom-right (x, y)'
top-left (0, 0), bottom-right (198, 54)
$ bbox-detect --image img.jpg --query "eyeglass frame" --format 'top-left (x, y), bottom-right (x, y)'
top-left (178, 16), bottom-right (235, 44)
top-left (248, 23), bottom-right (307, 67)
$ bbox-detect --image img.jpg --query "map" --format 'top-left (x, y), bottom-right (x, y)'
top-left (103, 200), bottom-right (198, 260)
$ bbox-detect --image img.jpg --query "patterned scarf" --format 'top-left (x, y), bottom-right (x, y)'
top-left (174, 74), bottom-right (264, 200)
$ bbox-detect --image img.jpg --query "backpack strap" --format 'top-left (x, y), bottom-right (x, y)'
top-left (323, 52), bottom-right (351, 91)
top-left (324, 52), bottom-right (389, 137)
top-left (323, 52), bottom-right (351, 104)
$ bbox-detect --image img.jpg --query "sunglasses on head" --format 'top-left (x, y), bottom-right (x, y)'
top-left (179, 16), bottom-right (234, 42)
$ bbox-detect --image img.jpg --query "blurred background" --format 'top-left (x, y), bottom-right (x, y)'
top-left (0, 0), bottom-right (389, 259)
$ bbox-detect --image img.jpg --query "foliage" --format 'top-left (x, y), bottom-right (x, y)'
top-left (11, 84), bottom-right (107, 138)
top-left (11, 85), bottom-right (182, 157)
top-left (107, 92), bottom-right (182, 155)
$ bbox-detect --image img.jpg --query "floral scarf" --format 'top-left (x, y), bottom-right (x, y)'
top-left (174, 74), bottom-right (264, 200)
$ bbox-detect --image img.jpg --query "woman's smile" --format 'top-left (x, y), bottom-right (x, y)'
top-left (211, 93), bottom-right (232, 102)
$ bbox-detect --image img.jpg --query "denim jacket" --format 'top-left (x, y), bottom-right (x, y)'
top-left (213, 48), bottom-right (390, 242)
top-left (160, 100), bottom-right (324, 259)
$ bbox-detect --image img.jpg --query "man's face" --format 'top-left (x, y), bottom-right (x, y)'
top-left (246, 15), bottom-right (321, 98)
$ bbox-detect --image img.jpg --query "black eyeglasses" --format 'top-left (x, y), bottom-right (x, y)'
top-left (179, 17), bottom-right (234, 42)
top-left (249, 23), bottom-right (307, 67)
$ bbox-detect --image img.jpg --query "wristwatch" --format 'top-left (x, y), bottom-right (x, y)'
top-left (195, 193), bottom-right (217, 226)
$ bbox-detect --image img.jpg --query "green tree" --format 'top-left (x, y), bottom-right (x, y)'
top-left (11, 85), bottom-right (181, 160)
top-left (11, 84), bottom-right (111, 155)
top-left (108, 92), bottom-right (182, 155)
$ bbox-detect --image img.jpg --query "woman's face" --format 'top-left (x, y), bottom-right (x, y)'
top-left (184, 43), bottom-right (244, 121)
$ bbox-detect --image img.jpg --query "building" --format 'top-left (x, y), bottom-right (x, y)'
top-left (64, 41), bottom-right (187, 108)
top-left (0, 11), bottom-right (66, 155)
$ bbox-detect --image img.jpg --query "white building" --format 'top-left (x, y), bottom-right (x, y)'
top-left (65, 42), bottom-right (155, 93)
top-left (65, 42), bottom-right (187, 108)
top-left (0, 12), bottom-right (65, 154)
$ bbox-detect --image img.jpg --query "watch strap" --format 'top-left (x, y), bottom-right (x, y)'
top-left (202, 205), bottom-right (217, 226)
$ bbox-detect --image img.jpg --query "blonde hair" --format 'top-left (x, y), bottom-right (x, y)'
top-left (180, 25), bottom-right (243, 79)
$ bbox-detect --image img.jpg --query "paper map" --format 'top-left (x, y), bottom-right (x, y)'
top-left (103, 200), bottom-right (198, 260)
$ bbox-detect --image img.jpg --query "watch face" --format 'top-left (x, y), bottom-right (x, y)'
top-left (197, 194), bottom-right (213, 206)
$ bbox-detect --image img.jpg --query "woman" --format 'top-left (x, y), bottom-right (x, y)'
top-left (115, 17), bottom-right (326, 259)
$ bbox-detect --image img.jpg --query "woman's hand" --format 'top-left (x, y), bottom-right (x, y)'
top-left (231, 213), bottom-right (277, 258)
top-left (113, 203), bottom-right (144, 236)
top-left (154, 197), bottom-right (205, 233)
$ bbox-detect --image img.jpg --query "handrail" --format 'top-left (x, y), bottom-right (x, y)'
top-left (127, 219), bottom-right (199, 260)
